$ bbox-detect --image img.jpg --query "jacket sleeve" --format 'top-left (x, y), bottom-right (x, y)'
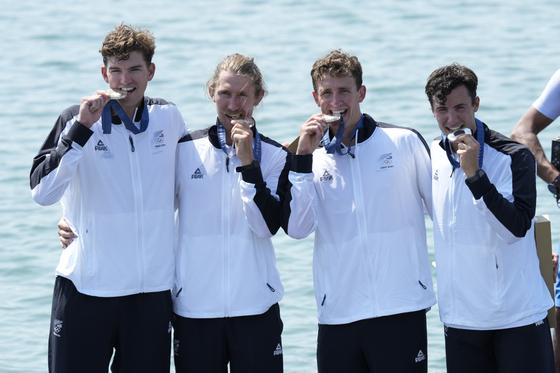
top-left (412, 131), bottom-right (433, 220)
top-left (468, 148), bottom-right (536, 244)
top-left (239, 147), bottom-right (291, 238)
top-left (30, 107), bottom-right (93, 206)
top-left (279, 153), bottom-right (318, 239)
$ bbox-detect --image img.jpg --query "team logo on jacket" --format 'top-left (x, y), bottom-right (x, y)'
top-left (320, 171), bottom-right (333, 182)
top-left (95, 140), bottom-right (113, 159)
top-left (53, 319), bottom-right (63, 337)
top-left (376, 153), bottom-right (394, 171)
top-left (433, 169), bottom-right (439, 181)
top-left (153, 130), bottom-right (166, 148)
top-left (191, 168), bottom-right (204, 179)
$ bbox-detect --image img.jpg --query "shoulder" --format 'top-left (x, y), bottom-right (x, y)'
top-left (145, 97), bottom-right (176, 107)
top-left (179, 127), bottom-right (210, 144)
top-left (363, 114), bottom-right (430, 153)
top-left (485, 126), bottom-right (535, 166)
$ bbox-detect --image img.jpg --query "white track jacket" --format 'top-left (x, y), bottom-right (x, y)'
top-left (173, 124), bottom-right (290, 318)
top-left (431, 122), bottom-right (552, 329)
top-left (30, 98), bottom-right (186, 297)
top-left (282, 114), bottom-right (437, 325)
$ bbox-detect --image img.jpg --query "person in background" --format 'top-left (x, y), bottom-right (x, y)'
top-left (31, 24), bottom-right (187, 373)
top-left (281, 49), bottom-right (435, 373)
top-left (427, 63), bottom-right (554, 373)
top-left (511, 68), bottom-right (560, 373)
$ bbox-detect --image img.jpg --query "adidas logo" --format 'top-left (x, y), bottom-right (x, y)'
top-left (95, 140), bottom-right (108, 151)
top-left (320, 171), bottom-right (333, 182)
top-left (433, 169), bottom-right (439, 181)
top-left (53, 319), bottom-right (63, 337)
top-left (191, 168), bottom-right (204, 179)
top-left (273, 343), bottom-right (283, 356)
top-left (415, 350), bottom-right (426, 363)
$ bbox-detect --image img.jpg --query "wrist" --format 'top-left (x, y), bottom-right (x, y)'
top-left (548, 174), bottom-right (560, 195)
top-left (236, 160), bottom-right (259, 172)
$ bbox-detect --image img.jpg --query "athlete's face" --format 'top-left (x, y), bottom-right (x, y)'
top-left (101, 51), bottom-right (155, 116)
top-left (211, 71), bottom-right (263, 132)
top-left (312, 74), bottom-right (366, 129)
top-left (431, 84), bottom-right (479, 137)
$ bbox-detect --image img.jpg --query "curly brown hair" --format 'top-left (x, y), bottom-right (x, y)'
top-left (310, 49), bottom-right (363, 93)
top-left (206, 54), bottom-right (268, 100)
top-left (425, 63), bottom-right (478, 109)
top-left (99, 23), bottom-right (156, 67)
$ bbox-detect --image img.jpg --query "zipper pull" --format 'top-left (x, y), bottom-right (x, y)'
top-left (129, 135), bottom-right (135, 152)
top-left (450, 167), bottom-right (455, 177)
top-left (226, 157), bottom-right (230, 172)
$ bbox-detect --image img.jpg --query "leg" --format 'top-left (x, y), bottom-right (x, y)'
top-left (111, 290), bottom-right (173, 373)
top-left (172, 314), bottom-right (228, 373)
top-left (48, 276), bottom-right (116, 373)
top-left (317, 321), bottom-right (369, 373)
top-left (494, 318), bottom-right (555, 373)
top-left (362, 310), bottom-right (428, 373)
top-left (444, 326), bottom-right (497, 373)
top-left (228, 303), bottom-right (284, 373)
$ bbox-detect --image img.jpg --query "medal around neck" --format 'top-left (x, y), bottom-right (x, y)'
top-left (447, 128), bottom-right (472, 141)
top-left (106, 89), bottom-right (128, 100)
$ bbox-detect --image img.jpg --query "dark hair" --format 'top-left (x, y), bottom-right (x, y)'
top-left (425, 63), bottom-right (478, 108)
top-left (310, 49), bottom-right (363, 92)
top-left (99, 23), bottom-right (156, 67)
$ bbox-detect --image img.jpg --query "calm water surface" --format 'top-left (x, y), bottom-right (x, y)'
top-left (1, 0), bottom-right (560, 371)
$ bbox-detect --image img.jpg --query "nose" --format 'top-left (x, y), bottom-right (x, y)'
top-left (228, 96), bottom-right (245, 112)
top-left (447, 109), bottom-right (459, 125)
top-left (120, 71), bottom-right (132, 85)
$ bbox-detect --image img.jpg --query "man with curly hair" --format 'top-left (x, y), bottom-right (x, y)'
top-left (281, 49), bottom-right (436, 372)
top-left (30, 24), bottom-right (186, 373)
top-left (426, 63), bottom-right (554, 373)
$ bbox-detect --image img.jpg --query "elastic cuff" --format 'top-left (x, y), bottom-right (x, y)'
top-left (466, 173), bottom-right (493, 200)
top-left (240, 165), bottom-right (264, 184)
top-left (67, 121), bottom-right (94, 147)
top-left (291, 153), bottom-right (313, 173)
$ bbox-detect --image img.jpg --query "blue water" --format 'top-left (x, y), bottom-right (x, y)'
top-left (1, 0), bottom-right (560, 371)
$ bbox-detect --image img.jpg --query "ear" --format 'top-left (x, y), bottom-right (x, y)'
top-left (101, 65), bottom-right (109, 83)
top-left (473, 96), bottom-right (480, 112)
top-left (312, 91), bottom-right (320, 107)
top-left (254, 90), bottom-right (265, 107)
top-left (358, 85), bottom-right (366, 103)
top-left (147, 63), bottom-right (156, 82)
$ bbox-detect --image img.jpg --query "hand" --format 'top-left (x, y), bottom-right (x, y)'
top-left (58, 217), bottom-right (77, 249)
top-left (553, 252), bottom-right (559, 283)
top-left (231, 119), bottom-right (255, 165)
top-left (296, 114), bottom-right (328, 155)
top-left (453, 133), bottom-right (480, 177)
top-left (77, 90), bottom-right (111, 128)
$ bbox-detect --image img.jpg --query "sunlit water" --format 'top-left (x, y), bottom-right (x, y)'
top-left (1, 0), bottom-right (560, 371)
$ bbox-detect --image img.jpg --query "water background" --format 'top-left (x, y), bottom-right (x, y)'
top-left (1, 0), bottom-right (560, 371)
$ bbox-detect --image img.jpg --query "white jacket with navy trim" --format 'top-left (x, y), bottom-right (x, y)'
top-left (30, 98), bottom-right (187, 297)
top-left (431, 121), bottom-right (553, 328)
top-left (173, 123), bottom-right (291, 319)
top-left (281, 114), bottom-right (436, 325)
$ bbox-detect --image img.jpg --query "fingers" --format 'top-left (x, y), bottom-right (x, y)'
top-left (553, 253), bottom-right (559, 283)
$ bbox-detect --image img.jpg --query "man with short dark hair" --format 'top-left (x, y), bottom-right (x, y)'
top-left (30, 24), bottom-right (186, 373)
top-left (426, 63), bottom-right (554, 373)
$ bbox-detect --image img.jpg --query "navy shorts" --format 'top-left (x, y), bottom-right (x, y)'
top-left (444, 318), bottom-right (555, 373)
top-left (173, 303), bottom-right (283, 373)
top-left (48, 276), bottom-right (173, 373)
top-left (317, 310), bottom-right (428, 373)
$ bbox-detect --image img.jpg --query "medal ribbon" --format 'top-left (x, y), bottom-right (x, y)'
top-left (216, 118), bottom-right (262, 163)
top-left (442, 118), bottom-right (485, 169)
top-left (101, 99), bottom-right (149, 135)
top-left (322, 115), bottom-right (364, 156)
